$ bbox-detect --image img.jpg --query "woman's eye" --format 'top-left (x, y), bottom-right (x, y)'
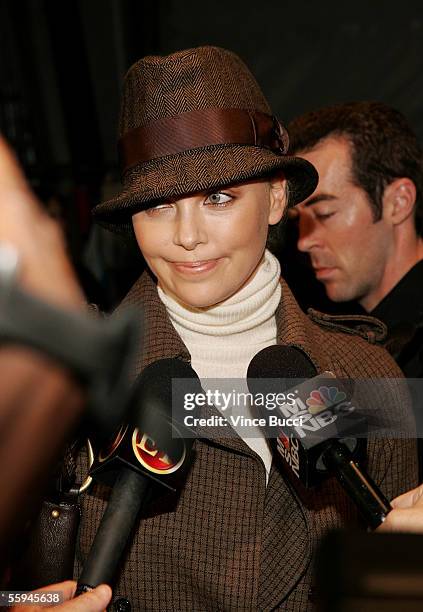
top-left (146, 203), bottom-right (173, 215)
top-left (205, 192), bottom-right (233, 206)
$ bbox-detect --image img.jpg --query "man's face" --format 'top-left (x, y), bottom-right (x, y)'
top-left (132, 178), bottom-right (286, 309)
top-left (295, 137), bottom-right (392, 311)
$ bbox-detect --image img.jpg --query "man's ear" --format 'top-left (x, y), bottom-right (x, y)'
top-left (383, 178), bottom-right (417, 226)
top-left (268, 173), bottom-right (288, 225)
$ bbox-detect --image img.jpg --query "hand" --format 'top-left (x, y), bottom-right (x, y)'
top-left (377, 484), bottom-right (423, 533)
top-left (0, 136), bottom-right (84, 310)
top-left (11, 580), bottom-right (112, 611)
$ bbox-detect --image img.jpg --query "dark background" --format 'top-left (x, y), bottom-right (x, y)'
top-left (1, 0), bottom-right (422, 309)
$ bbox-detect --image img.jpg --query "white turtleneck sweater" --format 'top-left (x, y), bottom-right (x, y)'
top-left (158, 249), bottom-right (281, 479)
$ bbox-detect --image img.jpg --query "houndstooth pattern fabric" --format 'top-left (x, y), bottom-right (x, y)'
top-left (75, 271), bottom-right (417, 611)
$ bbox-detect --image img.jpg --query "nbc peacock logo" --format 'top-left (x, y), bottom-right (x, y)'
top-left (306, 386), bottom-right (347, 415)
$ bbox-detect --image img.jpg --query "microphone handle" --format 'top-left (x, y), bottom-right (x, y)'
top-left (321, 441), bottom-right (392, 530)
top-left (76, 466), bottom-right (150, 594)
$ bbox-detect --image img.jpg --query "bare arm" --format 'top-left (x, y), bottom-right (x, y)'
top-left (0, 135), bottom-right (84, 309)
top-left (0, 137), bottom-right (87, 558)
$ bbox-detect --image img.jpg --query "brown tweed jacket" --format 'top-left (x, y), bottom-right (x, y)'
top-left (75, 271), bottom-right (417, 612)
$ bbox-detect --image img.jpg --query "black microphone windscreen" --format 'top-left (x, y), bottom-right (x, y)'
top-left (247, 345), bottom-right (317, 381)
top-left (131, 358), bottom-right (201, 426)
top-left (129, 358), bottom-right (201, 452)
top-left (134, 358), bottom-right (202, 415)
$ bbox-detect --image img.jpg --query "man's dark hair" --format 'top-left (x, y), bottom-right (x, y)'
top-left (288, 101), bottom-right (423, 236)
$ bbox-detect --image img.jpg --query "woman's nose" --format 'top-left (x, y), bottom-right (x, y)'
top-left (173, 207), bottom-right (207, 250)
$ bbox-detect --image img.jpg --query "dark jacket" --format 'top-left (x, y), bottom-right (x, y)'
top-left (75, 271), bottom-right (417, 611)
top-left (370, 260), bottom-right (423, 478)
top-left (371, 259), bottom-right (423, 378)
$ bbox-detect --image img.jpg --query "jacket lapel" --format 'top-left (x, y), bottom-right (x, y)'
top-left (274, 279), bottom-right (333, 374)
top-left (259, 461), bottom-right (312, 611)
top-left (258, 281), bottom-right (323, 610)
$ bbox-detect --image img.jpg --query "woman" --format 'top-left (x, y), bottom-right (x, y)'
top-left (74, 47), bottom-right (416, 611)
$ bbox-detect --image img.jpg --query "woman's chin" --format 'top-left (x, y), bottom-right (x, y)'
top-left (170, 287), bottom-right (232, 310)
top-left (179, 294), bottom-right (223, 310)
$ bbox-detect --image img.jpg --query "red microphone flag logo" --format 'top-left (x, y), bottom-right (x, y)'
top-left (132, 428), bottom-right (186, 475)
top-left (279, 431), bottom-right (291, 450)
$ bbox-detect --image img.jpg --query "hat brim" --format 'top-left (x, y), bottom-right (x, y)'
top-left (93, 144), bottom-right (318, 234)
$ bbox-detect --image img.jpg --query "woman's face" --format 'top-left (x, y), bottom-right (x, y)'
top-left (132, 177), bottom-right (286, 308)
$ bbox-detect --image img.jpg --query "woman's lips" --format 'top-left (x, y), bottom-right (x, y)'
top-left (171, 259), bottom-right (220, 274)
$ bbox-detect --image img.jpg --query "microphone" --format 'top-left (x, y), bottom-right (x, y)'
top-left (76, 358), bottom-right (200, 593)
top-left (247, 345), bottom-right (392, 529)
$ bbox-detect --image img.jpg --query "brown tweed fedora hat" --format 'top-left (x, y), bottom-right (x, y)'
top-left (93, 46), bottom-right (318, 233)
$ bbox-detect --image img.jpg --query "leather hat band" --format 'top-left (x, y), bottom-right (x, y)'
top-left (118, 108), bottom-right (289, 173)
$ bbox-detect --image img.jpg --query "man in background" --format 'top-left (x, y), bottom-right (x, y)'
top-left (288, 102), bottom-right (423, 379)
top-left (288, 102), bottom-right (423, 479)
